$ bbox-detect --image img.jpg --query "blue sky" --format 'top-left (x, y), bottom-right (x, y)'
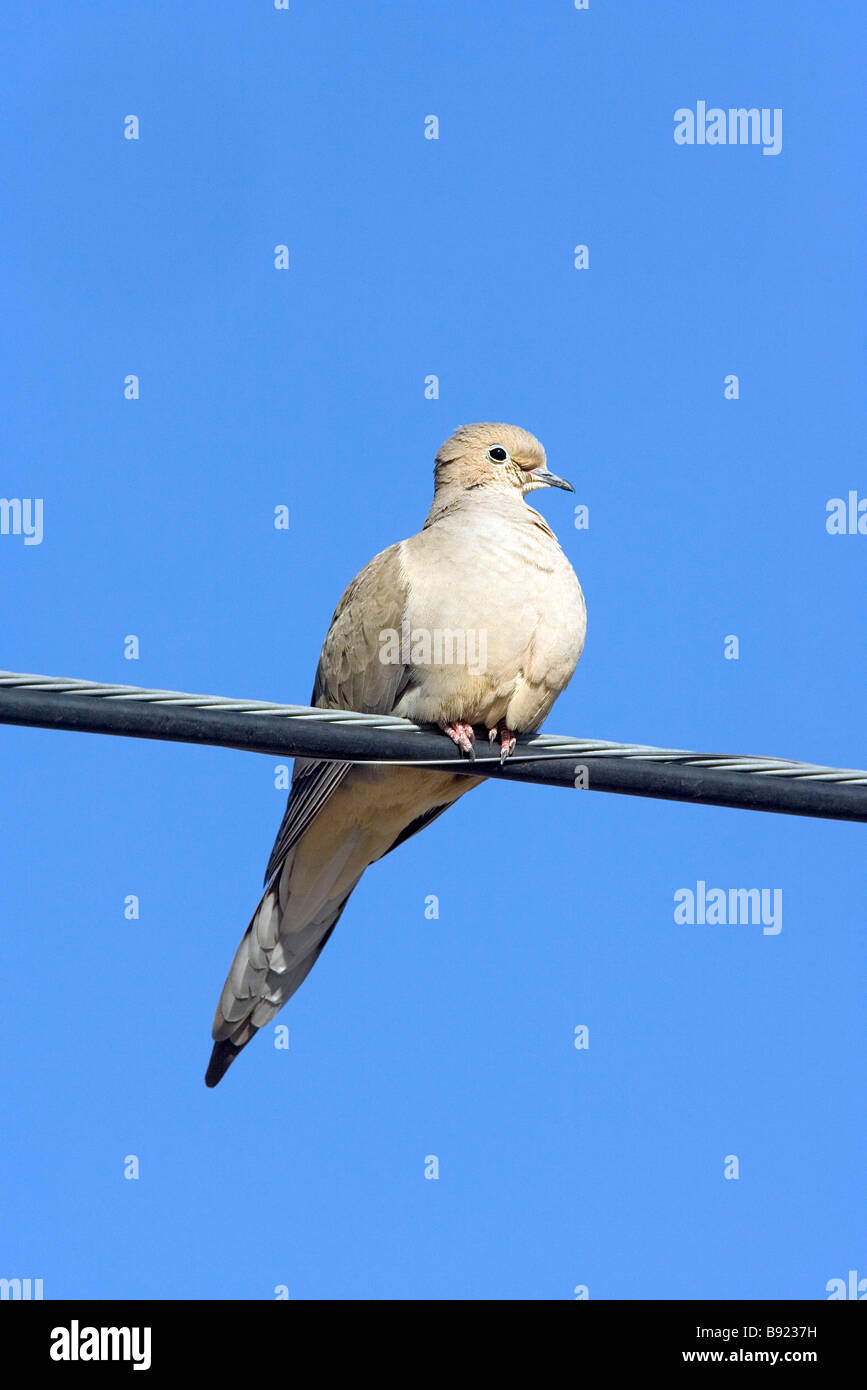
top-left (1, 1), bottom-right (864, 1300)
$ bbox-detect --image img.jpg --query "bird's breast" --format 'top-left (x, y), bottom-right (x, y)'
top-left (396, 512), bottom-right (586, 728)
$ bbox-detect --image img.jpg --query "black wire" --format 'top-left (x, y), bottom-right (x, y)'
top-left (0, 685), bottom-right (865, 822)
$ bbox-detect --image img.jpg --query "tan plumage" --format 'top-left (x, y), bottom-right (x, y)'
top-left (205, 423), bottom-right (587, 1086)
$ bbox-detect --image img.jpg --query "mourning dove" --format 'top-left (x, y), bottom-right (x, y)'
top-left (205, 423), bottom-right (587, 1086)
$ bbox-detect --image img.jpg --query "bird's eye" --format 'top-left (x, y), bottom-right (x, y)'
top-left (486, 445), bottom-right (510, 464)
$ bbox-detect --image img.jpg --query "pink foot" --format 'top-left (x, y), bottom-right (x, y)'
top-left (489, 720), bottom-right (517, 763)
top-left (442, 720), bottom-right (476, 757)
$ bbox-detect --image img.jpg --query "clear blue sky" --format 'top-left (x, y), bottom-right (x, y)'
top-left (1, 1), bottom-right (864, 1300)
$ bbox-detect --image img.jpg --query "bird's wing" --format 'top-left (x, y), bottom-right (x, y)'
top-left (312, 538), bottom-right (416, 713)
top-left (263, 758), bottom-right (351, 887)
top-left (207, 531), bottom-right (502, 1088)
top-left (263, 539), bottom-right (414, 884)
top-left (208, 541), bottom-right (419, 1086)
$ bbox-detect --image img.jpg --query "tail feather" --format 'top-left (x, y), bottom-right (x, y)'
top-left (205, 766), bottom-right (475, 1087)
top-left (205, 1035), bottom-right (251, 1088)
top-left (204, 887), bottom-right (354, 1088)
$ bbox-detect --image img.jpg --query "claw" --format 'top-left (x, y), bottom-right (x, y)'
top-left (488, 720), bottom-right (517, 763)
top-left (441, 720), bottom-right (476, 758)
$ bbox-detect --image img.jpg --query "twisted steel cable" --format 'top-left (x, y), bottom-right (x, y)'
top-left (1, 669), bottom-right (865, 820)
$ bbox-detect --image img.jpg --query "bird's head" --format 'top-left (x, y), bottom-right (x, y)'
top-left (433, 422), bottom-right (573, 498)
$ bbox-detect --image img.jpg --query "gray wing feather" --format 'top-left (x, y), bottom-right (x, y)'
top-left (262, 541), bottom-right (412, 886)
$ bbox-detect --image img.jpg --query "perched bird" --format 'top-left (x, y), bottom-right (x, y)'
top-left (205, 423), bottom-right (587, 1086)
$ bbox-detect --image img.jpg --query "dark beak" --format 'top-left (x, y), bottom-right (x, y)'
top-left (529, 467), bottom-right (574, 493)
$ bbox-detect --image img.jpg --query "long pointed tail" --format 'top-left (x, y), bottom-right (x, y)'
top-left (204, 884), bottom-right (353, 1087)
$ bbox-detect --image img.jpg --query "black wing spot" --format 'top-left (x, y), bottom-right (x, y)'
top-left (379, 804), bottom-right (452, 860)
